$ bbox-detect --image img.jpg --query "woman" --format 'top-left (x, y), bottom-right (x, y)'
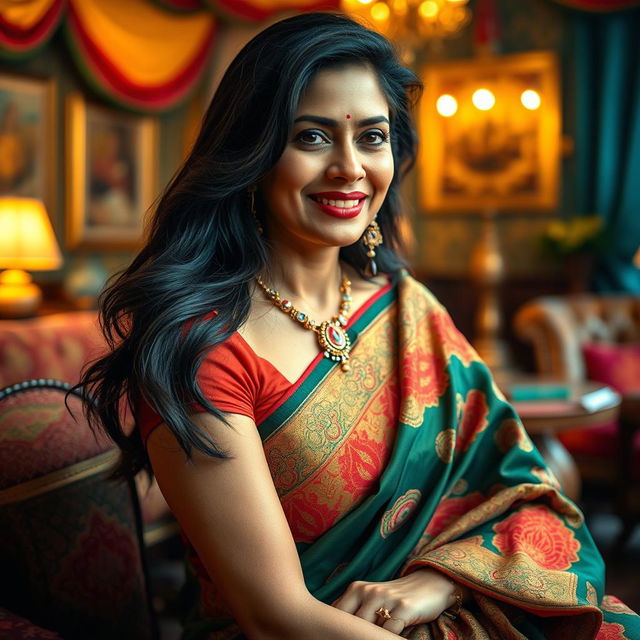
top-left (80, 13), bottom-right (639, 640)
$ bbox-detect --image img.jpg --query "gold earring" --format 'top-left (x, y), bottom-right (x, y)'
top-left (249, 187), bottom-right (263, 235)
top-left (362, 219), bottom-right (383, 277)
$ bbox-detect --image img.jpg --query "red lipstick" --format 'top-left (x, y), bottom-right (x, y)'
top-left (308, 191), bottom-right (368, 219)
top-left (311, 191), bottom-right (367, 199)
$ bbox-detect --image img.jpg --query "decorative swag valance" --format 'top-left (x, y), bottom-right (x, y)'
top-left (0, 0), bottom-right (338, 111)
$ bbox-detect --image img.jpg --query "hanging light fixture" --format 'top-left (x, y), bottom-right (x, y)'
top-left (342, 0), bottom-right (471, 61)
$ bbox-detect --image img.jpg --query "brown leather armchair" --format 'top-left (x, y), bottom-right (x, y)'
top-left (514, 294), bottom-right (640, 546)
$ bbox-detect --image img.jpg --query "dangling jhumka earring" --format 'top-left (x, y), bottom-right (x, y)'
top-left (248, 187), bottom-right (263, 235)
top-left (362, 219), bottom-right (383, 277)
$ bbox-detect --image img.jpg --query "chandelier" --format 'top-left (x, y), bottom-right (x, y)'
top-left (342, 0), bottom-right (471, 59)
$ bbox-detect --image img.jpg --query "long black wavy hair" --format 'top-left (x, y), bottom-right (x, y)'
top-left (78, 12), bottom-right (423, 477)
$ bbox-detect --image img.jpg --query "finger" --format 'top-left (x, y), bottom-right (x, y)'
top-left (332, 593), bottom-right (361, 614)
top-left (382, 617), bottom-right (406, 635)
top-left (354, 602), bottom-right (385, 625)
top-left (332, 584), bottom-right (365, 615)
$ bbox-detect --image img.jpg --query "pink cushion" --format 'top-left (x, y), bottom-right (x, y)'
top-left (557, 343), bottom-right (640, 474)
top-left (582, 342), bottom-right (640, 393)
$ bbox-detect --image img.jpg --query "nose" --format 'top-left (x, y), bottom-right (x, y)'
top-left (326, 142), bottom-right (365, 183)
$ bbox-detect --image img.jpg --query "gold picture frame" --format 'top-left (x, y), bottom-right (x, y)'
top-left (418, 51), bottom-right (561, 213)
top-left (66, 93), bottom-right (158, 248)
top-left (0, 72), bottom-right (55, 211)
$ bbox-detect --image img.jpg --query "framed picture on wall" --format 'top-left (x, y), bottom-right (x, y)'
top-left (418, 51), bottom-right (561, 213)
top-left (66, 94), bottom-right (158, 248)
top-left (0, 73), bottom-right (55, 208)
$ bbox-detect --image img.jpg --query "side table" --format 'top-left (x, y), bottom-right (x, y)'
top-left (499, 378), bottom-right (621, 502)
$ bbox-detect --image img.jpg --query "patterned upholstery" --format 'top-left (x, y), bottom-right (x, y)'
top-left (0, 312), bottom-right (103, 387)
top-left (0, 608), bottom-right (62, 639)
top-left (0, 381), bottom-right (157, 640)
top-left (0, 313), bottom-right (172, 531)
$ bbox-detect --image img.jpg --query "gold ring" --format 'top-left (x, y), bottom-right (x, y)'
top-left (375, 606), bottom-right (392, 621)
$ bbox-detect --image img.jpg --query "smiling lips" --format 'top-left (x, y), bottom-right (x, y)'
top-left (309, 191), bottom-right (368, 219)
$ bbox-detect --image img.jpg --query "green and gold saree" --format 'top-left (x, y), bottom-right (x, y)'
top-left (183, 273), bottom-right (639, 640)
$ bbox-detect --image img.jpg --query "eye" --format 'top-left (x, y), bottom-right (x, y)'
top-left (359, 129), bottom-right (390, 146)
top-left (294, 129), bottom-right (330, 146)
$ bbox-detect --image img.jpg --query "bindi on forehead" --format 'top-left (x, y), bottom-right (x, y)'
top-left (346, 114), bottom-right (351, 119)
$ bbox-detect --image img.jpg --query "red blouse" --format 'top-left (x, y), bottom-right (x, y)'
top-left (136, 278), bottom-right (392, 442)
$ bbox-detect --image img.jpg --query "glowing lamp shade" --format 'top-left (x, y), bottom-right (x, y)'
top-left (0, 197), bottom-right (63, 318)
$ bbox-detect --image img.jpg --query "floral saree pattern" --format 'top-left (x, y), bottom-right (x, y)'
top-left (182, 273), bottom-right (640, 640)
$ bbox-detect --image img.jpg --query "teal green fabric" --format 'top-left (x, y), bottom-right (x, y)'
top-left (573, 8), bottom-right (640, 292)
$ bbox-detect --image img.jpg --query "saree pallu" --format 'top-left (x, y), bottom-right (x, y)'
top-left (182, 273), bottom-right (640, 640)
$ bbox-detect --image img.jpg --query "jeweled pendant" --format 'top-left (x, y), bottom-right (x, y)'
top-left (317, 321), bottom-right (351, 368)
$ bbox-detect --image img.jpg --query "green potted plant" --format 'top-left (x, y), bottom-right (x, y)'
top-left (540, 215), bottom-right (608, 292)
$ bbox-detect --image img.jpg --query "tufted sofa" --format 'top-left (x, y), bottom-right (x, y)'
top-left (514, 294), bottom-right (640, 544)
top-left (0, 311), bottom-right (173, 539)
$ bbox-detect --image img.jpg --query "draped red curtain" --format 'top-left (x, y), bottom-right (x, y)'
top-left (0, 0), bottom-right (340, 111)
top-left (0, 0), bottom-right (66, 56)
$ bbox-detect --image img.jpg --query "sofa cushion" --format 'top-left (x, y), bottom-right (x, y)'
top-left (582, 342), bottom-right (640, 394)
top-left (0, 386), bottom-right (112, 489)
top-left (0, 312), bottom-right (104, 387)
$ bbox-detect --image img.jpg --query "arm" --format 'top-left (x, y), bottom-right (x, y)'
top-left (147, 412), bottom-right (402, 640)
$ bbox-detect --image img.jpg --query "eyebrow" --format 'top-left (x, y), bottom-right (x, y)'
top-left (293, 115), bottom-right (390, 127)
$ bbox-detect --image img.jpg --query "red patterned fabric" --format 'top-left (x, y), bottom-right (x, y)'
top-left (0, 608), bottom-right (62, 639)
top-left (492, 505), bottom-right (581, 571)
top-left (0, 388), bottom-right (112, 488)
top-left (0, 385), bottom-right (155, 639)
top-left (0, 311), bottom-right (104, 387)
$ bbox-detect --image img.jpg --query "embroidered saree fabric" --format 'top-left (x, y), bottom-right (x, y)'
top-left (182, 273), bottom-right (640, 639)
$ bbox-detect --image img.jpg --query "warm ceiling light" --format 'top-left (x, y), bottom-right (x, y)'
top-left (472, 88), bottom-right (495, 111)
top-left (521, 89), bottom-right (541, 110)
top-left (342, 0), bottom-right (471, 63)
top-left (418, 0), bottom-right (439, 19)
top-left (436, 94), bottom-right (458, 117)
top-left (371, 1), bottom-right (391, 21)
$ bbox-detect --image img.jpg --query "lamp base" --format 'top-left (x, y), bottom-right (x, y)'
top-left (0, 269), bottom-right (42, 318)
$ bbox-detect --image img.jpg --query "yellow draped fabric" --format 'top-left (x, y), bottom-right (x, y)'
top-left (0, 0), bottom-right (64, 54)
top-left (0, 0), bottom-right (58, 29)
top-left (69, 0), bottom-right (215, 88)
top-left (0, 0), bottom-right (339, 109)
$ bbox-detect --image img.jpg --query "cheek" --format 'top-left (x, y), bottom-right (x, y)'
top-left (270, 152), bottom-right (315, 194)
top-left (373, 153), bottom-right (395, 194)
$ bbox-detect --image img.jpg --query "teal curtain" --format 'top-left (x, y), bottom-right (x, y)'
top-left (573, 8), bottom-right (640, 292)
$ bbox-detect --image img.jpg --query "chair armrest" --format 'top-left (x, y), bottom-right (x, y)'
top-left (513, 297), bottom-right (587, 380)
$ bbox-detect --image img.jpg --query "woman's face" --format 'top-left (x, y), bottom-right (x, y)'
top-left (260, 64), bottom-right (394, 255)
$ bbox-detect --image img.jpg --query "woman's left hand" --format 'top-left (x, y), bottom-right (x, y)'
top-left (332, 568), bottom-right (458, 635)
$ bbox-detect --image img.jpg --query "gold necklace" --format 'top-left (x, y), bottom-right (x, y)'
top-left (256, 274), bottom-right (353, 372)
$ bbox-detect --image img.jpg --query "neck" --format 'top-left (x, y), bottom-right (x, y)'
top-left (264, 245), bottom-right (344, 307)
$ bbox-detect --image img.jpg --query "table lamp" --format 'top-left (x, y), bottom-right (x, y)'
top-left (0, 197), bottom-right (63, 318)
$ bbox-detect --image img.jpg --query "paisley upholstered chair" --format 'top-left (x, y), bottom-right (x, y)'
top-left (0, 379), bottom-right (158, 640)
